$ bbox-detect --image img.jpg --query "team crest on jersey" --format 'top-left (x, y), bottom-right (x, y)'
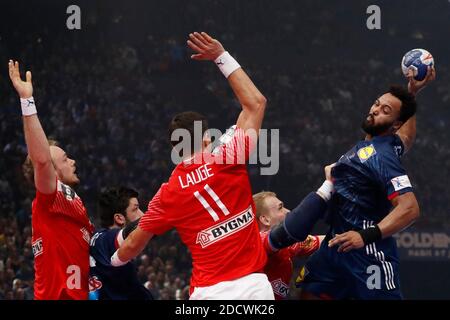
top-left (296, 266), bottom-right (308, 284)
top-left (301, 235), bottom-right (315, 250)
top-left (196, 206), bottom-right (254, 248)
top-left (357, 144), bottom-right (376, 163)
top-left (32, 238), bottom-right (43, 257)
top-left (271, 278), bottom-right (289, 298)
top-left (88, 276), bottom-right (103, 291)
top-left (58, 181), bottom-right (76, 201)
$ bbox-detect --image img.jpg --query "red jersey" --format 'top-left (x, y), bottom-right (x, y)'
top-left (261, 231), bottom-right (320, 299)
top-left (139, 127), bottom-right (267, 288)
top-left (32, 180), bottom-right (93, 300)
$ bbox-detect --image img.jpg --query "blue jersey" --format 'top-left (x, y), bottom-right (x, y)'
top-left (299, 134), bottom-right (413, 299)
top-left (89, 228), bottom-right (153, 300)
top-left (329, 134), bottom-right (413, 234)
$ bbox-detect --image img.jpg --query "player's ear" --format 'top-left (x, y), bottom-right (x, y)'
top-left (202, 131), bottom-right (211, 149)
top-left (393, 120), bottom-right (403, 131)
top-left (113, 213), bottom-right (126, 227)
top-left (259, 214), bottom-right (270, 228)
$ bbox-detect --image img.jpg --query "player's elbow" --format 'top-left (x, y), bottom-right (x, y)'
top-left (256, 94), bottom-right (267, 110)
top-left (410, 201), bottom-right (420, 222)
top-left (245, 94), bottom-right (267, 113)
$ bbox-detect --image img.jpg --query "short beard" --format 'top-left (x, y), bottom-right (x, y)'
top-left (361, 119), bottom-right (393, 136)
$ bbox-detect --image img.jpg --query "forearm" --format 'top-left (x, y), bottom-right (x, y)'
top-left (227, 68), bottom-right (267, 114)
top-left (269, 192), bottom-right (328, 250)
top-left (23, 114), bottom-right (52, 166)
top-left (117, 237), bottom-right (147, 262)
top-left (22, 99), bottom-right (56, 194)
top-left (122, 218), bottom-right (140, 240)
top-left (377, 200), bottom-right (419, 238)
top-left (113, 226), bottom-right (153, 265)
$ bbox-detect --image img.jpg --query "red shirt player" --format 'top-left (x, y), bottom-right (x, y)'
top-left (253, 191), bottom-right (324, 299)
top-left (9, 60), bottom-right (93, 299)
top-left (261, 231), bottom-right (320, 299)
top-left (111, 32), bottom-right (272, 299)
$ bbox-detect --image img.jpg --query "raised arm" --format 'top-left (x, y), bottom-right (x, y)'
top-left (8, 60), bottom-right (56, 194)
top-left (396, 66), bottom-right (436, 152)
top-left (187, 32), bottom-right (267, 133)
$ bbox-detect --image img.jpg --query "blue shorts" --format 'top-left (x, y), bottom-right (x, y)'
top-left (297, 234), bottom-right (402, 300)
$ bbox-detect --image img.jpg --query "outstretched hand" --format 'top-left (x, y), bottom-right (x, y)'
top-left (187, 32), bottom-right (225, 61)
top-left (407, 66), bottom-right (436, 96)
top-left (8, 60), bottom-right (33, 99)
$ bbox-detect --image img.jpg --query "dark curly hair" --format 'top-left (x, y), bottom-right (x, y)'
top-left (98, 187), bottom-right (139, 228)
top-left (389, 85), bottom-right (417, 123)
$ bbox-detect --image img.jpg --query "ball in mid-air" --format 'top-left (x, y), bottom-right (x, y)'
top-left (401, 48), bottom-right (434, 81)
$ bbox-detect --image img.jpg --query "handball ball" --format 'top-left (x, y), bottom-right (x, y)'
top-left (401, 48), bottom-right (434, 81)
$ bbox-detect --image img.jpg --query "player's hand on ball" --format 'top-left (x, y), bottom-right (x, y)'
top-left (8, 60), bottom-right (33, 99)
top-left (187, 32), bottom-right (225, 61)
top-left (408, 66), bottom-right (436, 96)
top-left (328, 231), bottom-right (364, 253)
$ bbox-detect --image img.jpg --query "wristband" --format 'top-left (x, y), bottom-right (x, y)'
top-left (358, 225), bottom-right (382, 245)
top-left (316, 180), bottom-right (335, 201)
top-left (111, 250), bottom-right (128, 267)
top-left (20, 97), bottom-right (37, 116)
top-left (214, 51), bottom-right (241, 78)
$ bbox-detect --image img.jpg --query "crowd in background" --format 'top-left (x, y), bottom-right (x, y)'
top-left (1, 0), bottom-right (449, 299)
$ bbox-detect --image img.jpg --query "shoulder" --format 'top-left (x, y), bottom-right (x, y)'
top-left (92, 228), bottom-right (119, 245)
top-left (356, 136), bottom-right (403, 165)
top-left (373, 135), bottom-right (405, 158)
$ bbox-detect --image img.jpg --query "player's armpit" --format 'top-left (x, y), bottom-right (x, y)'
top-left (378, 192), bottom-right (420, 238)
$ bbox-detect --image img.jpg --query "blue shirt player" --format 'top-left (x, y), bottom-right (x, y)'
top-left (89, 187), bottom-right (153, 300)
top-left (297, 70), bottom-right (435, 299)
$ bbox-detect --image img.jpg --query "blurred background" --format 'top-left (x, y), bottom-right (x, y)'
top-left (0, 0), bottom-right (449, 299)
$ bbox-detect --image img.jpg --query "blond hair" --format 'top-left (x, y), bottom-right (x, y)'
top-left (252, 191), bottom-right (277, 219)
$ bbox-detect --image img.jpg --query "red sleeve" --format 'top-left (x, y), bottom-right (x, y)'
top-left (260, 230), bottom-right (277, 255)
top-left (138, 186), bottom-right (172, 235)
top-left (35, 188), bottom-right (57, 210)
top-left (288, 235), bottom-right (321, 258)
top-left (215, 127), bottom-right (256, 164)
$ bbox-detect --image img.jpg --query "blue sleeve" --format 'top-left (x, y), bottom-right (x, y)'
top-left (269, 192), bottom-right (327, 250)
top-left (370, 137), bottom-right (413, 200)
top-left (90, 229), bottom-right (120, 266)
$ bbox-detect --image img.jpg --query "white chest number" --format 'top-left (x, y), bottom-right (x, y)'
top-left (194, 184), bottom-right (230, 222)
